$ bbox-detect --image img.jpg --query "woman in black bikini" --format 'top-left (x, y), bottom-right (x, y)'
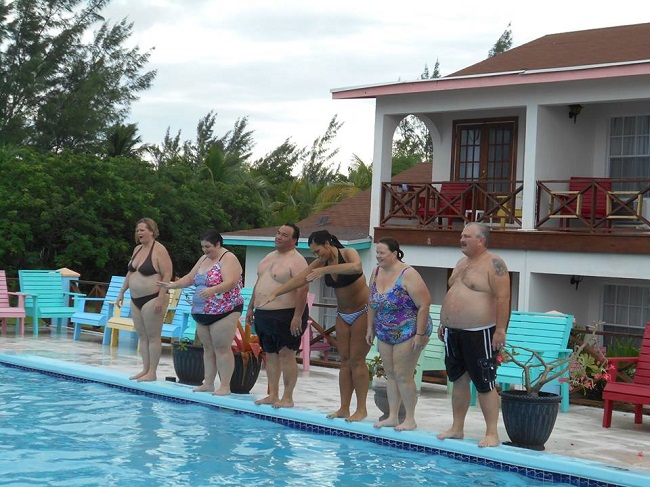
top-left (262, 230), bottom-right (370, 422)
top-left (117, 218), bottom-right (173, 381)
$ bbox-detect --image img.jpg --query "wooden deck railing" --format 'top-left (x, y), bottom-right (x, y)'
top-left (536, 178), bottom-right (650, 233)
top-left (380, 178), bottom-right (650, 233)
top-left (381, 180), bottom-right (524, 229)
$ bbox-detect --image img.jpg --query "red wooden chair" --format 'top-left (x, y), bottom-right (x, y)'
top-left (553, 177), bottom-right (612, 229)
top-left (0, 270), bottom-right (27, 336)
top-left (602, 322), bottom-right (650, 427)
top-left (418, 182), bottom-right (471, 228)
top-left (299, 293), bottom-right (332, 371)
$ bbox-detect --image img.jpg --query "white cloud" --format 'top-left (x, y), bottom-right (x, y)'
top-left (103, 0), bottom-right (649, 170)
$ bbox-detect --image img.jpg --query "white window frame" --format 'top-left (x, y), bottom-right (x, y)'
top-left (608, 115), bottom-right (650, 180)
top-left (602, 283), bottom-right (650, 331)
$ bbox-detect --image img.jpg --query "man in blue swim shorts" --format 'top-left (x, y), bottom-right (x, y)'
top-left (437, 223), bottom-right (510, 447)
top-left (245, 223), bottom-right (309, 408)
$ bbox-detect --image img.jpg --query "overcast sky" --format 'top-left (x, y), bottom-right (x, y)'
top-left (103, 0), bottom-right (648, 171)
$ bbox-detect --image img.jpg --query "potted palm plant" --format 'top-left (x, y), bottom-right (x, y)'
top-left (497, 324), bottom-right (602, 450)
top-left (172, 321), bottom-right (264, 394)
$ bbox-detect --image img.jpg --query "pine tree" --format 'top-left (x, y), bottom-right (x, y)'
top-left (0, 0), bottom-right (155, 152)
top-left (488, 23), bottom-right (513, 58)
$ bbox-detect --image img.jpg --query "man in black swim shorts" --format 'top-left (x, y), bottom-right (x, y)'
top-left (438, 223), bottom-right (510, 448)
top-left (245, 223), bottom-right (309, 408)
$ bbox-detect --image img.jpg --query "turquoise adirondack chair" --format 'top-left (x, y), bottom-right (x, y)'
top-left (19, 269), bottom-right (84, 337)
top-left (469, 310), bottom-right (575, 412)
top-left (416, 305), bottom-right (452, 393)
top-left (70, 276), bottom-right (129, 340)
top-left (0, 270), bottom-right (28, 336)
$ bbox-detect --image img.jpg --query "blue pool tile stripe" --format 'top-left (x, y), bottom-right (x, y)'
top-left (0, 352), bottom-right (646, 487)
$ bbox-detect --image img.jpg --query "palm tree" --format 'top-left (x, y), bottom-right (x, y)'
top-left (103, 123), bottom-right (143, 158)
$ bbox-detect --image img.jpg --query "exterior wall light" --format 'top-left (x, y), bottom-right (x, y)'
top-left (568, 104), bottom-right (583, 124)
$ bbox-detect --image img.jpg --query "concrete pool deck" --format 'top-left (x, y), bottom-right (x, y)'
top-left (1, 325), bottom-right (649, 483)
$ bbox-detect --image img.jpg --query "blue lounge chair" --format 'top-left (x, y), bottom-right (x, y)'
top-left (70, 276), bottom-right (129, 340)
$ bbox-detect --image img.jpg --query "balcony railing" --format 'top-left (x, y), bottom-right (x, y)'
top-left (380, 178), bottom-right (650, 233)
top-left (536, 178), bottom-right (650, 233)
top-left (381, 180), bottom-right (524, 229)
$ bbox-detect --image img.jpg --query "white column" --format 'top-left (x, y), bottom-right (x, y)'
top-left (521, 104), bottom-right (539, 230)
top-left (369, 111), bottom-right (400, 238)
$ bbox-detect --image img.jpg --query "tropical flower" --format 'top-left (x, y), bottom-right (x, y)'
top-left (561, 347), bottom-right (614, 395)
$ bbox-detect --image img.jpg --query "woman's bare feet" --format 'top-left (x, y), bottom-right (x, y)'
top-left (212, 387), bottom-right (231, 396)
top-left (374, 417), bottom-right (399, 428)
top-left (478, 434), bottom-right (500, 447)
top-left (137, 373), bottom-right (157, 382)
top-left (326, 408), bottom-right (350, 419)
top-left (193, 384), bottom-right (214, 393)
top-left (394, 419), bottom-right (417, 431)
top-left (255, 395), bottom-right (278, 405)
top-left (272, 398), bottom-right (294, 408)
top-left (345, 410), bottom-right (368, 422)
top-left (436, 428), bottom-right (464, 440)
top-left (129, 370), bottom-right (148, 380)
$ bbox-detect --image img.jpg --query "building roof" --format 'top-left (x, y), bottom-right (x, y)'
top-left (223, 189), bottom-right (372, 247)
top-left (331, 23), bottom-right (650, 100)
top-left (449, 22), bottom-right (650, 77)
top-left (222, 164), bottom-right (433, 247)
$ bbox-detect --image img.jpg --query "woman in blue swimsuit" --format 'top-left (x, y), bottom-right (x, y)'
top-left (366, 237), bottom-right (432, 431)
top-left (261, 230), bottom-right (371, 422)
top-left (118, 218), bottom-right (173, 382)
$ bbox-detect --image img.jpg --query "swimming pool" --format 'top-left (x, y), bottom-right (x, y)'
top-left (0, 353), bottom-right (645, 487)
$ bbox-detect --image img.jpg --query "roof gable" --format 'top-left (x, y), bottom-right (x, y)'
top-left (449, 22), bottom-right (650, 77)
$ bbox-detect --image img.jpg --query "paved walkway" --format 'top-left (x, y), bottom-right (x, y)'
top-left (1, 325), bottom-right (649, 475)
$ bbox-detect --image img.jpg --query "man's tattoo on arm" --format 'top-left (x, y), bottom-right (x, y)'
top-left (492, 258), bottom-right (507, 276)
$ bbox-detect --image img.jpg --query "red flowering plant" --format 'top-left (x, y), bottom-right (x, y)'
top-left (562, 332), bottom-right (614, 397)
top-left (232, 321), bottom-right (263, 359)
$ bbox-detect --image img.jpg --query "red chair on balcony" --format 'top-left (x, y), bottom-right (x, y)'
top-left (418, 182), bottom-right (471, 228)
top-left (602, 322), bottom-right (650, 428)
top-left (552, 177), bottom-right (612, 230)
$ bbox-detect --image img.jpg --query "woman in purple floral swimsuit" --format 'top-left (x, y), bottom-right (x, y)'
top-left (366, 237), bottom-right (432, 431)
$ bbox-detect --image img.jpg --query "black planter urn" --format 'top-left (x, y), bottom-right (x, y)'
top-left (373, 381), bottom-right (406, 422)
top-left (230, 351), bottom-right (263, 394)
top-left (172, 342), bottom-right (204, 386)
top-left (172, 344), bottom-right (262, 393)
top-left (499, 390), bottom-right (561, 451)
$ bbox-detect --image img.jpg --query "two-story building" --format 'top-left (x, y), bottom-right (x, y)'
top-left (226, 22), bottom-right (650, 344)
top-left (333, 22), bottom-right (650, 342)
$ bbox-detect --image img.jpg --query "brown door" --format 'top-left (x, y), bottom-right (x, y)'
top-left (453, 118), bottom-right (517, 188)
top-left (452, 118), bottom-right (518, 214)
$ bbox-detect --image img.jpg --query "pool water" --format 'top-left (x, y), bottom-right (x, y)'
top-left (0, 365), bottom-right (571, 486)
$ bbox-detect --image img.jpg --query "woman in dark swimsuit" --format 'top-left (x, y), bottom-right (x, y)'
top-left (261, 230), bottom-right (370, 422)
top-left (117, 218), bottom-right (173, 382)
